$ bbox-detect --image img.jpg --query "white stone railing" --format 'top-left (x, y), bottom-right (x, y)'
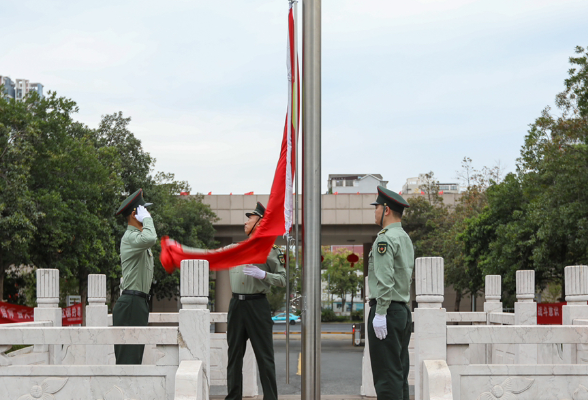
top-left (413, 262), bottom-right (588, 400)
top-left (0, 261), bottom-right (214, 400)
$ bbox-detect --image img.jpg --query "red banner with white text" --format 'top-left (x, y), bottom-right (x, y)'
top-left (0, 301), bottom-right (82, 325)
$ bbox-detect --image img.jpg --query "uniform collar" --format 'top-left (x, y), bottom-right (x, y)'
top-left (127, 225), bottom-right (141, 232)
top-left (383, 222), bottom-right (402, 230)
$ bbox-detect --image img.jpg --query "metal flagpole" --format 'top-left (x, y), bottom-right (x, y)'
top-left (291, 0), bottom-right (300, 386)
top-left (302, 0), bottom-right (321, 398)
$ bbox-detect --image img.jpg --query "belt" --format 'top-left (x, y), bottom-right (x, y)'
top-left (232, 293), bottom-right (266, 301)
top-left (369, 299), bottom-right (406, 307)
top-left (122, 289), bottom-right (151, 301)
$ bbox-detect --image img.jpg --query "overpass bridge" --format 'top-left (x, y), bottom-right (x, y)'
top-left (153, 193), bottom-right (472, 321)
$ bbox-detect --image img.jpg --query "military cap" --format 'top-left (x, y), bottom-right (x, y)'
top-left (115, 189), bottom-right (153, 217)
top-left (370, 186), bottom-right (410, 214)
top-left (245, 202), bottom-right (265, 218)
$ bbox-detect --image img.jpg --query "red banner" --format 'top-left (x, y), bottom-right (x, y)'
top-left (0, 301), bottom-right (34, 323)
top-left (62, 303), bottom-right (83, 326)
top-left (537, 302), bottom-right (566, 325)
top-left (0, 301), bottom-right (82, 325)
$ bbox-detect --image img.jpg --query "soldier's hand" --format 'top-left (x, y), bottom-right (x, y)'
top-left (373, 314), bottom-right (387, 340)
top-left (243, 265), bottom-right (266, 280)
top-left (135, 205), bottom-right (151, 223)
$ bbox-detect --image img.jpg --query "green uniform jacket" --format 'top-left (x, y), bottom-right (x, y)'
top-left (230, 245), bottom-right (286, 294)
top-left (120, 217), bottom-right (157, 294)
top-left (368, 222), bottom-right (414, 315)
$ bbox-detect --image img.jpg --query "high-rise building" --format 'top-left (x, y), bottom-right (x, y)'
top-left (0, 76), bottom-right (15, 100)
top-left (0, 75), bottom-right (43, 100)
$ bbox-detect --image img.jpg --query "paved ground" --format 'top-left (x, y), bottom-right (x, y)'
top-left (210, 335), bottom-right (364, 397)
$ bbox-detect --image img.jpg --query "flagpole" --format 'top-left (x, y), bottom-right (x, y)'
top-left (291, 0), bottom-right (300, 387)
top-left (302, 0), bottom-right (321, 398)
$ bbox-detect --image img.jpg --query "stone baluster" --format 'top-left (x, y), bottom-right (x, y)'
top-left (86, 274), bottom-right (109, 364)
top-left (484, 275), bottom-right (502, 314)
top-left (34, 269), bottom-right (62, 364)
top-left (514, 270), bottom-right (537, 364)
top-left (562, 265), bottom-right (588, 364)
top-left (479, 275), bottom-right (503, 364)
top-left (414, 257), bottom-right (446, 400)
top-left (361, 276), bottom-right (376, 397)
top-left (179, 260), bottom-right (211, 400)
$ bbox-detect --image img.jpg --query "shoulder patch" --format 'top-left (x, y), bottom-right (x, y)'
top-left (378, 228), bottom-right (388, 235)
top-left (377, 241), bottom-right (387, 255)
top-left (278, 253), bottom-right (285, 265)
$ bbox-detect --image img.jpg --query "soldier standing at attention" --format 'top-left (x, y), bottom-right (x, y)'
top-left (226, 201), bottom-right (286, 400)
top-left (368, 186), bottom-right (414, 400)
top-left (113, 188), bottom-right (157, 365)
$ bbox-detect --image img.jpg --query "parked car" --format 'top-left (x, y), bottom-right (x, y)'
top-left (272, 312), bottom-right (301, 325)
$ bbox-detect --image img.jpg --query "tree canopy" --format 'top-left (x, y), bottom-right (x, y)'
top-left (0, 91), bottom-right (217, 309)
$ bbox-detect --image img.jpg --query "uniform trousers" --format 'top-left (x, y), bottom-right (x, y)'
top-left (226, 296), bottom-right (277, 400)
top-left (113, 294), bottom-right (150, 364)
top-left (368, 301), bottom-right (412, 400)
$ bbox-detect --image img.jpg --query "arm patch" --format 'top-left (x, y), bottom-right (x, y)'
top-left (278, 254), bottom-right (285, 265)
top-left (377, 242), bottom-right (388, 255)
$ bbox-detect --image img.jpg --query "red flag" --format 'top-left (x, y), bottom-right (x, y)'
top-left (244, 191), bottom-right (254, 195)
top-left (160, 5), bottom-right (299, 273)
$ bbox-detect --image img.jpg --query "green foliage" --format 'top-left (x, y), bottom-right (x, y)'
top-left (321, 308), bottom-right (336, 322)
top-left (462, 46), bottom-right (588, 301)
top-left (0, 92), bottom-right (218, 309)
top-left (350, 310), bottom-right (363, 321)
top-left (322, 247), bottom-right (363, 313)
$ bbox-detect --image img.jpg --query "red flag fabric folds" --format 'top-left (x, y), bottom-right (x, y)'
top-left (160, 6), bottom-right (299, 273)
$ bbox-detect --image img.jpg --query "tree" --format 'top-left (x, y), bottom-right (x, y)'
top-left (0, 94), bottom-right (42, 301)
top-left (461, 46), bottom-right (588, 302)
top-left (322, 249), bottom-right (363, 314)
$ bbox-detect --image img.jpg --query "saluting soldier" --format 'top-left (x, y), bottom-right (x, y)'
top-left (226, 201), bottom-right (286, 400)
top-left (113, 188), bottom-right (157, 365)
top-left (368, 186), bottom-right (414, 400)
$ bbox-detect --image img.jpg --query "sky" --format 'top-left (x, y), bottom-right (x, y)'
top-left (2, 0), bottom-right (587, 194)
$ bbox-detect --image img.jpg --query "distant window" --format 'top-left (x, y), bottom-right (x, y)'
top-left (335, 180), bottom-right (343, 187)
top-left (345, 180), bottom-right (353, 187)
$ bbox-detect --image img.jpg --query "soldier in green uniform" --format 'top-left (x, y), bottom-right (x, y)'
top-left (226, 201), bottom-right (286, 400)
top-left (113, 188), bottom-right (157, 365)
top-left (368, 186), bottom-right (414, 400)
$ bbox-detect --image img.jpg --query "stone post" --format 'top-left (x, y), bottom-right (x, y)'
top-left (86, 274), bottom-right (109, 364)
top-left (34, 269), bottom-right (62, 364)
top-left (414, 257), bottom-right (446, 400)
top-left (360, 276), bottom-right (376, 397)
top-left (480, 275), bottom-right (502, 363)
top-left (179, 260), bottom-right (211, 399)
top-left (562, 265), bottom-right (588, 364)
top-left (515, 270), bottom-right (537, 363)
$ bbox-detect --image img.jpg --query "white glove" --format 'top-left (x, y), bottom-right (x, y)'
top-left (243, 265), bottom-right (266, 280)
top-left (135, 205), bottom-right (151, 223)
top-left (373, 314), bottom-right (388, 340)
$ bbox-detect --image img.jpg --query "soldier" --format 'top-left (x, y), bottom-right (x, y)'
top-left (368, 186), bottom-right (414, 400)
top-left (226, 201), bottom-right (286, 400)
top-left (113, 188), bottom-right (157, 365)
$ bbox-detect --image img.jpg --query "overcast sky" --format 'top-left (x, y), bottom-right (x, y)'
top-left (2, 0), bottom-right (587, 194)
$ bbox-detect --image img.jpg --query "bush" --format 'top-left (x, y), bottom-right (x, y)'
top-left (350, 310), bottom-right (363, 321)
top-left (334, 316), bottom-right (347, 322)
top-left (321, 309), bottom-right (336, 322)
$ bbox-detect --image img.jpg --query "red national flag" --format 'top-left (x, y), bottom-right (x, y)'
top-left (160, 5), bottom-right (299, 272)
top-left (244, 191), bottom-right (254, 195)
top-left (207, 192), bottom-right (212, 195)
